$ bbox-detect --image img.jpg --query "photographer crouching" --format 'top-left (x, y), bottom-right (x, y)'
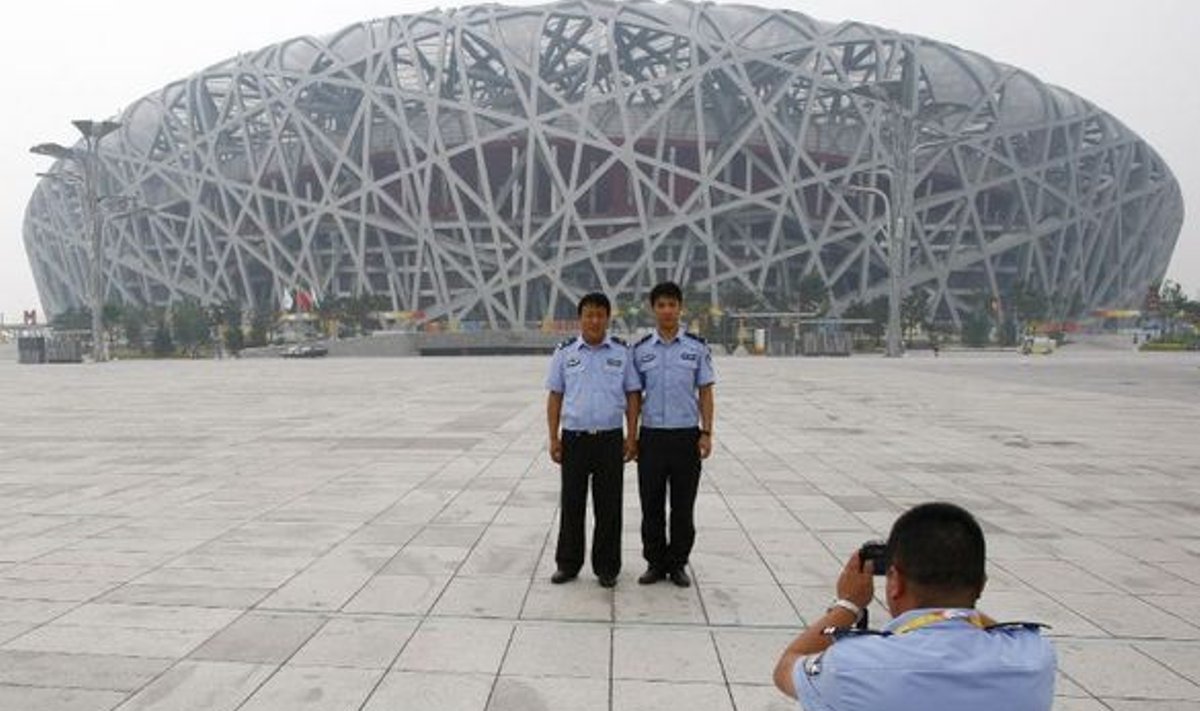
top-left (774, 502), bottom-right (1055, 710)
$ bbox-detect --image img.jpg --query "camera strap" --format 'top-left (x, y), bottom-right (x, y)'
top-left (891, 609), bottom-right (997, 635)
top-left (826, 610), bottom-right (1048, 641)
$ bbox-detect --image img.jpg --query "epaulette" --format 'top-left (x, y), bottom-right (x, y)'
top-left (984, 621), bottom-right (1050, 633)
top-left (634, 333), bottom-right (653, 346)
top-left (823, 626), bottom-right (891, 641)
top-left (610, 335), bottom-right (627, 346)
top-left (555, 336), bottom-right (576, 351)
top-left (683, 331), bottom-right (707, 344)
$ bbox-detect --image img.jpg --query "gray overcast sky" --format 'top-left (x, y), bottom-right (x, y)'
top-left (3, 0), bottom-right (1197, 321)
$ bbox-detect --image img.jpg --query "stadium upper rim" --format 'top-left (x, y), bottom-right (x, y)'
top-left (24, 0), bottom-right (1184, 326)
top-left (111, 0), bottom-right (1136, 156)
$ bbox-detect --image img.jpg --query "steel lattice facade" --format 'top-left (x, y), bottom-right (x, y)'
top-left (23, 0), bottom-right (1184, 328)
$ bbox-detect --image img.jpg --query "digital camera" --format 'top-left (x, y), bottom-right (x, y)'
top-left (858, 540), bottom-right (890, 576)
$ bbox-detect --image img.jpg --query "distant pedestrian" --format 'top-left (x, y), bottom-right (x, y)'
top-left (632, 282), bottom-right (716, 588)
top-left (545, 292), bottom-right (640, 588)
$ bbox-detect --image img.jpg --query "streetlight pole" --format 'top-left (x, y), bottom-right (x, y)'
top-left (846, 41), bottom-right (918, 357)
top-left (834, 182), bottom-right (897, 351)
top-left (845, 39), bottom-right (974, 357)
top-left (31, 119), bottom-right (121, 362)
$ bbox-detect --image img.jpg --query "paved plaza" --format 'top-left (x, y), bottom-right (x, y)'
top-left (0, 345), bottom-right (1198, 711)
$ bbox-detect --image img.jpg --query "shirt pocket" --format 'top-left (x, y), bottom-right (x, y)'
top-left (563, 357), bottom-right (587, 386)
top-left (678, 351), bottom-right (701, 371)
top-left (635, 353), bottom-right (660, 375)
top-left (602, 356), bottom-right (626, 378)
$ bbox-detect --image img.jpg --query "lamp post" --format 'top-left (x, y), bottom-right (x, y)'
top-left (31, 119), bottom-right (122, 362)
top-left (843, 39), bottom-right (976, 357)
top-left (833, 182), bottom-right (897, 351)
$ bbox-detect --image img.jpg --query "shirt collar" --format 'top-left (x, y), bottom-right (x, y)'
top-left (652, 329), bottom-right (682, 345)
top-left (576, 334), bottom-right (613, 350)
top-left (884, 607), bottom-right (980, 633)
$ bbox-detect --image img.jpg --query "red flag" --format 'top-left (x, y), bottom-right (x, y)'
top-left (295, 290), bottom-right (313, 312)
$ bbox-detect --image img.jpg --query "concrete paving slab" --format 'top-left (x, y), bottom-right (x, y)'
top-left (500, 621), bottom-right (610, 678)
top-left (360, 670), bottom-right (492, 711)
top-left (288, 617), bottom-right (417, 669)
top-left (1, 349), bottom-right (1199, 708)
top-left (235, 664), bottom-right (381, 711)
top-left (113, 660), bottom-right (277, 711)
top-left (0, 649), bottom-right (171, 691)
top-left (0, 685), bottom-right (127, 711)
top-left (612, 679), bottom-right (734, 711)
top-left (488, 675), bottom-right (609, 711)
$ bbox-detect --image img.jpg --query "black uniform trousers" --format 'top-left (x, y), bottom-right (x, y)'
top-left (556, 429), bottom-right (624, 578)
top-left (637, 427), bottom-right (701, 573)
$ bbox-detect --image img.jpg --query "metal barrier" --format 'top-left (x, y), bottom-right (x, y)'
top-left (18, 336), bottom-right (46, 364)
top-left (801, 331), bottom-right (853, 356)
top-left (17, 335), bottom-right (84, 364)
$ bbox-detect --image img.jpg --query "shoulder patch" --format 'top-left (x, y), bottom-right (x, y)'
top-left (610, 335), bottom-right (627, 346)
top-left (634, 333), bottom-right (653, 346)
top-left (823, 626), bottom-right (891, 641)
top-left (985, 621), bottom-right (1050, 633)
top-left (803, 652), bottom-right (824, 677)
top-left (555, 337), bottom-right (576, 351)
top-left (683, 331), bottom-right (707, 344)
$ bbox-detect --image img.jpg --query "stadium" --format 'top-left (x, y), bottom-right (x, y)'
top-left (22, 0), bottom-right (1184, 331)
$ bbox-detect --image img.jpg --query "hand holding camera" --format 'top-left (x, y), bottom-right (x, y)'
top-left (858, 540), bottom-right (890, 576)
top-left (836, 548), bottom-right (877, 612)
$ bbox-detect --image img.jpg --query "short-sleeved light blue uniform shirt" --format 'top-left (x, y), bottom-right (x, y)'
top-left (792, 608), bottom-right (1056, 711)
top-left (545, 334), bottom-right (641, 432)
top-left (632, 330), bottom-right (715, 429)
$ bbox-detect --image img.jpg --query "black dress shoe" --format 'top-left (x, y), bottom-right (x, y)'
top-left (551, 570), bottom-right (577, 584)
top-left (638, 568), bottom-right (666, 585)
top-left (668, 568), bottom-right (691, 588)
top-left (598, 574), bottom-right (618, 588)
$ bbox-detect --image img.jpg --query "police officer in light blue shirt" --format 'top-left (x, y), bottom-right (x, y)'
top-left (774, 502), bottom-right (1055, 711)
top-left (632, 281), bottom-right (716, 588)
top-left (545, 292), bottom-right (641, 588)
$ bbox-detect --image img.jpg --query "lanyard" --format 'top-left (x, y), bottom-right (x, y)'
top-left (891, 609), bottom-right (997, 635)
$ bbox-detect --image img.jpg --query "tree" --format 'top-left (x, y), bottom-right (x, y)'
top-left (221, 301), bottom-right (245, 355)
top-left (1181, 292), bottom-right (1200, 330)
top-left (901, 290), bottom-right (930, 342)
top-left (842, 300), bottom-right (873, 350)
top-left (681, 284), bottom-right (717, 337)
top-left (101, 303), bottom-right (123, 352)
top-left (171, 300), bottom-right (211, 357)
top-left (341, 293), bottom-right (389, 333)
top-left (121, 306), bottom-right (148, 353)
top-left (248, 309), bottom-right (275, 347)
top-left (959, 291), bottom-right (994, 347)
top-left (716, 281), bottom-right (768, 352)
top-left (1011, 279), bottom-right (1049, 325)
top-left (962, 308), bottom-right (992, 347)
top-left (865, 296), bottom-right (889, 346)
top-left (152, 315), bottom-right (174, 356)
top-left (797, 272), bottom-right (829, 315)
top-left (1158, 280), bottom-right (1188, 338)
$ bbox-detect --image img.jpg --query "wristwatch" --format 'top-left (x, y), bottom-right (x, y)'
top-left (827, 598), bottom-right (862, 620)
top-left (699, 429), bottom-right (712, 436)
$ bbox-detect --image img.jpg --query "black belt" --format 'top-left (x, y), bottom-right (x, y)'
top-left (562, 428), bottom-right (622, 437)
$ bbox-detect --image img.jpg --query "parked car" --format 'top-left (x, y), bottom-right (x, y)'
top-left (1020, 336), bottom-right (1055, 355)
top-left (281, 344), bottom-right (328, 358)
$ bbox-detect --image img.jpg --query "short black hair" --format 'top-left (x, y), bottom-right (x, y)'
top-left (648, 281), bottom-right (683, 305)
top-left (886, 502), bottom-right (986, 594)
top-left (577, 292), bottom-right (611, 316)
